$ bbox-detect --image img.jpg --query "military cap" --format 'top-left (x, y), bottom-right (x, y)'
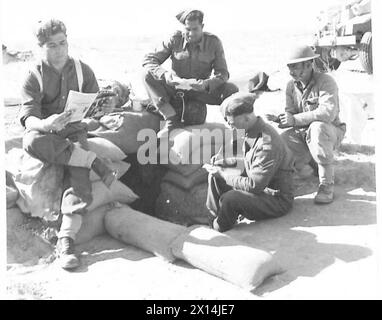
top-left (35, 19), bottom-right (67, 46)
top-left (248, 71), bottom-right (271, 93)
top-left (176, 9), bottom-right (204, 24)
top-left (221, 92), bottom-right (257, 118)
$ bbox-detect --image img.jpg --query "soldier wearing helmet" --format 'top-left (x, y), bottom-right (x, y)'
top-left (275, 45), bottom-right (346, 204)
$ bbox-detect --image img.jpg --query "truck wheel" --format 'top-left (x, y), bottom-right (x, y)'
top-left (360, 32), bottom-right (373, 74)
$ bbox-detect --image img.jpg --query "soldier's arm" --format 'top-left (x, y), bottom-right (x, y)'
top-left (285, 80), bottom-right (299, 114)
top-left (203, 37), bottom-right (229, 92)
top-left (293, 75), bottom-right (339, 126)
top-left (81, 62), bottom-right (100, 93)
top-left (19, 71), bottom-right (44, 128)
top-left (142, 34), bottom-right (173, 81)
top-left (224, 136), bottom-right (280, 193)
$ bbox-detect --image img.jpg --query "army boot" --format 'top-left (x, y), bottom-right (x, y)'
top-left (56, 236), bottom-right (80, 270)
top-left (314, 183), bottom-right (334, 204)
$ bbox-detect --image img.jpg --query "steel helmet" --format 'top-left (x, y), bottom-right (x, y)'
top-left (286, 45), bottom-right (320, 65)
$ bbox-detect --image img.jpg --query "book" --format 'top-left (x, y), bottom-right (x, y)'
top-left (64, 90), bottom-right (98, 122)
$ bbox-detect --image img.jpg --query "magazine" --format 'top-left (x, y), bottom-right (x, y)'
top-left (64, 90), bottom-right (98, 122)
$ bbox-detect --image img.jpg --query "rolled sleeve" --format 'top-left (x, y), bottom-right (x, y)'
top-left (19, 72), bottom-right (44, 127)
top-left (294, 76), bottom-right (339, 127)
top-left (143, 35), bottom-right (173, 80)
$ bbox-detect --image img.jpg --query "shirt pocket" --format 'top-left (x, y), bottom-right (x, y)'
top-left (303, 96), bottom-right (319, 112)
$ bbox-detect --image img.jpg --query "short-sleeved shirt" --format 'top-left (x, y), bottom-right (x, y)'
top-left (224, 117), bottom-right (294, 195)
top-left (143, 31), bottom-right (229, 92)
top-left (285, 70), bottom-right (344, 128)
top-left (19, 57), bottom-right (99, 127)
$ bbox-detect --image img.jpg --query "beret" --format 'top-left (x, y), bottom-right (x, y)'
top-left (220, 92), bottom-right (257, 118)
top-left (176, 9), bottom-right (204, 24)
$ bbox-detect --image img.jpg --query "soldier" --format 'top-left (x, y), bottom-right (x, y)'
top-left (205, 92), bottom-right (294, 232)
top-left (20, 19), bottom-right (116, 270)
top-left (142, 9), bottom-right (239, 138)
top-left (275, 45), bottom-right (346, 204)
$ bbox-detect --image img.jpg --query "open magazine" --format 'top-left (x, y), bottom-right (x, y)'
top-left (64, 90), bottom-right (98, 122)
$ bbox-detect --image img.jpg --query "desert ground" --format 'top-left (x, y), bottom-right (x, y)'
top-left (2, 31), bottom-right (379, 299)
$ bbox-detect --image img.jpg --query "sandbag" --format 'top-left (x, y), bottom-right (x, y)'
top-left (160, 123), bottom-right (227, 165)
top-left (87, 137), bottom-right (127, 161)
top-left (162, 167), bottom-right (208, 190)
top-left (6, 148), bottom-right (63, 221)
top-left (164, 163), bottom-right (202, 176)
top-left (6, 185), bottom-right (19, 209)
top-left (87, 180), bottom-right (139, 212)
top-left (170, 225), bottom-right (282, 291)
top-left (89, 160), bottom-right (130, 182)
top-left (74, 203), bottom-right (113, 245)
top-left (104, 204), bottom-right (187, 262)
top-left (89, 111), bottom-right (161, 154)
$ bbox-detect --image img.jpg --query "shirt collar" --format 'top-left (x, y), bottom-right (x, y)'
top-left (42, 56), bottom-right (73, 74)
top-left (182, 33), bottom-right (205, 50)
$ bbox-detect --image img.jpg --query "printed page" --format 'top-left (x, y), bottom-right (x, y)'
top-left (64, 90), bottom-right (98, 122)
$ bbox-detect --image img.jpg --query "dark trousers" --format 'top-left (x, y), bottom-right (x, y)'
top-left (23, 122), bottom-right (92, 215)
top-left (142, 69), bottom-right (239, 121)
top-left (205, 173), bottom-right (294, 232)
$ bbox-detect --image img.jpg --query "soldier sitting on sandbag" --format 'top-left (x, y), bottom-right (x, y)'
top-left (20, 19), bottom-right (118, 270)
top-left (205, 92), bottom-right (295, 232)
top-left (142, 9), bottom-right (239, 138)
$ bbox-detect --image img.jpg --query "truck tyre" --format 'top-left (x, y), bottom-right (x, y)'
top-left (360, 32), bottom-right (373, 74)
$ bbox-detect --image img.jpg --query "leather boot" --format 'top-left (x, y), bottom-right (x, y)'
top-left (56, 237), bottom-right (80, 270)
top-left (314, 183), bottom-right (334, 204)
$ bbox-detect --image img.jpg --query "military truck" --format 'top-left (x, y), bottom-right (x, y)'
top-left (313, 0), bottom-right (372, 74)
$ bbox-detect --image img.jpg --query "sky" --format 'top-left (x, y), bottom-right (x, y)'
top-left (1, 0), bottom-right (344, 46)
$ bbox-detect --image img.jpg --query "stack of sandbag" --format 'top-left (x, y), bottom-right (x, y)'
top-left (155, 122), bottom-right (232, 225)
top-left (5, 136), bottom-right (139, 244)
top-left (105, 204), bottom-right (282, 290)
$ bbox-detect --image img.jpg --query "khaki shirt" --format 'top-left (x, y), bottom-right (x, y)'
top-left (143, 31), bottom-right (229, 92)
top-left (20, 58), bottom-right (99, 127)
top-left (225, 117), bottom-right (294, 195)
top-left (285, 71), bottom-right (344, 128)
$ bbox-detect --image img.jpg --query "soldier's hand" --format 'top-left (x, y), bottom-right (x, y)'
top-left (279, 112), bottom-right (295, 128)
top-left (43, 111), bottom-right (72, 132)
top-left (265, 114), bottom-right (279, 122)
top-left (164, 72), bottom-right (181, 87)
top-left (203, 163), bottom-right (222, 177)
top-left (189, 80), bottom-right (207, 92)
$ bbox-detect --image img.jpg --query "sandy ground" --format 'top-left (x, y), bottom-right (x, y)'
top-left (3, 58), bottom-right (380, 300)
